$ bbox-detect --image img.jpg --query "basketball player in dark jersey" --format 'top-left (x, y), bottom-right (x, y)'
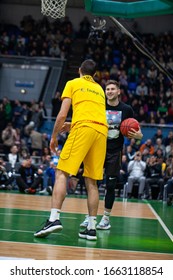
top-left (81, 80), bottom-right (143, 229)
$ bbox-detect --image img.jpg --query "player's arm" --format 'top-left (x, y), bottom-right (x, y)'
top-left (50, 97), bottom-right (71, 153)
top-left (60, 122), bottom-right (71, 133)
top-left (127, 127), bottom-right (143, 140)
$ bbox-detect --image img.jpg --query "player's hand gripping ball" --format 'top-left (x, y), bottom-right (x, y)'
top-left (120, 118), bottom-right (140, 137)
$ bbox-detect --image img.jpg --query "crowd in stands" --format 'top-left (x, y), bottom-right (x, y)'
top-left (1, 15), bottom-right (173, 125)
top-left (0, 15), bottom-right (173, 203)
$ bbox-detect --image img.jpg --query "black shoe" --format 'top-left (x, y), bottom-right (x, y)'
top-left (138, 194), bottom-right (142, 200)
top-left (78, 228), bottom-right (97, 240)
top-left (46, 186), bottom-right (52, 195)
top-left (34, 219), bottom-right (63, 238)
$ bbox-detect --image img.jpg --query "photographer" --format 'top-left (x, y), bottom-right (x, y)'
top-left (1, 123), bottom-right (18, 154)
top-left (145, 155), bottom-right (164, 199)
top-left (0, 158), bottom-right (14, 190)
top-left (127, 151), bottom-right (146, 199)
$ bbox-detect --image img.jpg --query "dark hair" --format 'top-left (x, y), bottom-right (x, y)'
top-left (80, 59), bottom-right (97, 76)
top-left (105, 80), bottom-right (120, 89)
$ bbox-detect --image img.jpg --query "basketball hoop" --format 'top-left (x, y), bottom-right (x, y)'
top-left (41, 0), bottom-right (68, 19)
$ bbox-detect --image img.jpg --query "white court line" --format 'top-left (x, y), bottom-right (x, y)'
top-left (147, 202), bottom-right (173, 242)
top-left (0, 212), bottom-right (77, 219)
top-left (0, 256), bottom-right (33, 260)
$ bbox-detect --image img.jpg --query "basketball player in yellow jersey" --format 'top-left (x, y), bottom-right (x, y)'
top-left (34, 59), bottom-right (108, 240)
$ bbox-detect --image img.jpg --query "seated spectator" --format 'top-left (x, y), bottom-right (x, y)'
top-left (166, 178), bottom-right (173, 206)
top-left (147, 65), bottom-right (158, 86)
top-left (136, 106), bottom-right (148, 123)
top-left (140, 139), bottom-right (155, 155)
top-left (146, 111), bottom-right (159, 124)
top-left (165, 140), bottom-right (173, 158)
top-left (164, 154), bottom-right (173, 204)
top-left (152, 128), bottom-right (164, 145)
top-left (167, 101), bottom-right (173, 123)
top-left (41, 147), bottom-right (51, 163)
top-left (16, 156), bottom-right (43, 194)
top-left (39, 161), bottom-right (56, 195)
top-left (163, 131), bottom-right (173, 147)
top-left (0, 158), bottom-right (14, 190)
top-left (135, 81), bottom-right (148, 96)
top-left (141, 147), bottom-right (150, 162)
top-left (147, 88), bottom-right (158, 112)
top-left (127, 151), bottom-right (146, 199)
top-left (154, 138), bottom-right (166, 157)
top-left (156, 101), bottom-right (168, 123)
top-left (145, 155), bottom-right (164, 200)
top-left (125, 145), bottom-right (135, 162)
top-left (7, 144), bottom-right (20, 169)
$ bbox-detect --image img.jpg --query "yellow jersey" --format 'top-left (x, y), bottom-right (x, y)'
top-left (61, 75), bottom-right (108, 136)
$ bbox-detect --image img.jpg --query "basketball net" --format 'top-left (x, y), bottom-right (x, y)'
top-left (41, 0), bottom-right (68, 19)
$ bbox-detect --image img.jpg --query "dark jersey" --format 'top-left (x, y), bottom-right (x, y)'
top-left (106, 101), bottom-right (134, 151)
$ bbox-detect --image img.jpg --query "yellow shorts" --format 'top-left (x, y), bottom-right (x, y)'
top-left (57, 126), bottom-right (107, 180)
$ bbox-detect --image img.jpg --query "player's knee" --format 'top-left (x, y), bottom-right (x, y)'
top-left (106, 176), bottom-right (118, 191)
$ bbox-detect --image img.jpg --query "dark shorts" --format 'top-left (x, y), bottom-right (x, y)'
top-left (104, 150), bottom-right (122, 177)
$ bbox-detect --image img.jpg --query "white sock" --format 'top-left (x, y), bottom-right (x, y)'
top-left (103, 211), bottom-right (110, 221)
top-left (87, 216), bottom-right (97, 230)
top-left (49, 208), bottom-right (61, 222)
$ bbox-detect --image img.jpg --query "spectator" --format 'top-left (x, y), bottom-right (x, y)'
top-left (147, 88), bottom-right (158, 112)
top-left (166, 178), bottom-right (173, 206)
top-left (29, 128), bottom-right (44, 156)
top-left (12, 99), bottom-right (23, 129)
top-left (0, 103), bottom-right (6, 142)
top-left (125, 145), bottom-right (135, 162)
top-left (165, 140), bottom-right (173, 158)
top-left (140, 139), bottom-right (155, 155)
top-left (51, 91), bottom-right (62, 118)
top-left (154, 138), bottom-right (166, 157)
top-left (128, 63), bottom-right (139, 82)
top-left (145, 155), bottom-right (164, 200)
top-left (2, 97), bottom-right (12, 125)
top-left (147, 65), bottom-right (158, 86)
top-left (78, 16), bottom-right (91, 39)
top-left (39, 161), bottom-right (56, 195)
top-left (7, 144), bottom-right (20, 169)
top-left (157, 101), bottom-right (168, 122)
top-left (167, 101), bottom-right (173, 123)
top-left (136, 106), bottom-right (148, 123)
top-left (1, 123), bottom-right (18, 154)
top-left (0, 158), bottom-right (14, 190)
top-left (163, 131), bottom-right (173, 147)
top-left (152, 128), bottom-right (164, 145)
top-left (135, 81), bottom-right (148, 96)
top-left (127, 151), bottom-right (146, 199)
top-left (16, 156), bottom-right (43, 193)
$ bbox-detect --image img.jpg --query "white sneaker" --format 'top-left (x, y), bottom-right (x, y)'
top-left (39, 189), bottom-right (48, 195)
top-left (80, 215), bottom-right (89, 227)
top-left (96, 217), bottom-right (111, 230)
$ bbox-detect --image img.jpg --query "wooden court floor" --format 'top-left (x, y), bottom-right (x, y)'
top-left (0, 192), bottom-right (173, 260)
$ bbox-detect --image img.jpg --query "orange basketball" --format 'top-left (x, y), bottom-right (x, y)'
top-left (120, 118), bottom-right (140, 137)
